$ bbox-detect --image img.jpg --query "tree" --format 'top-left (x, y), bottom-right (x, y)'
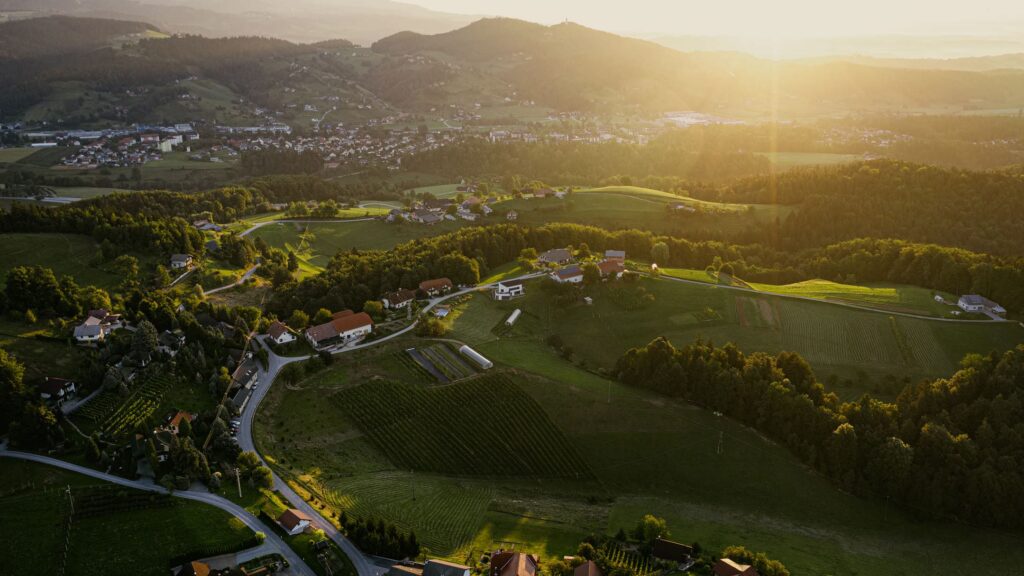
top-left (651, 241), bottom-right (669, 265)
top-left (132, 320), bottom-right (159, 360)
top-left (288, 309), bottom-right (310, 329)
top-left (632, 515), bottom-right (669, 545)
top-left (313, 308), bottom-right (333, 324)
top-left (178, 416), bottom-right (192, 438)
top-left (582, 263), bottom-right (601, 285)
top-left (287, 251), bottom-right (299, 272)
top-left (363, 300), bottom-right (384, 321)
top-left (114, 255), bottom-right (140, 290)
top-left (0, 350), bottom-right (27, 435)
top-left (153, 264), bottom-right (172, 287)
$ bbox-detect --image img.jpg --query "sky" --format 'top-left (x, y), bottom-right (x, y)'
top-left (404, 0), bottom-right (1024, 39)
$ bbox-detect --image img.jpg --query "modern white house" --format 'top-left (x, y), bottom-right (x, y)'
top-left (958, 294), bottom-right (1006, 315)
top-left (267, 321), bottom-right (297, 345)
top-left (493, 280), bottom-right (526, 301)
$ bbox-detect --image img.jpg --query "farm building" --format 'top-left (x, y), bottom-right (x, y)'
top-left (958, 294), bottom-right (1006, 315)
top-left (604, 249), bottom-right (626, 262)
top-left (423, 560), bottom-right (471, 576)
top-left (305, 311), bottom-right (374, 349)
top-left (551, 265), bottom-right (584, 284)
top-left (388, 566), bottom-right (423, 576)
top-left (383, 288), bottom-right (416, 309)
top-left (267, 321), bottom-right (296, 345)
top-left (459, 345), bottom-right (493, 370)
top-left (653, 538), bottom-right (694, 563)
top-left (597, 259), bottom-right (625, 278)
top-left (712, 558), bottom-right (758, 576)
top-left (277, 508), bottom-right (313, 536)
top-left (493, 280), bottom-right (526, 301)
top-left (538, 248), bottom-right (573, 266)
top-left (506, 309), bottom-right (522, 326)
top-left (420, 277), bottom-right (454, 296)
top-left (490, 551), bottom-right (538, 576)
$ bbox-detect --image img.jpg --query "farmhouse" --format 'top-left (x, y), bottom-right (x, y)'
top-left (169, 253), bottom-right (193, 270)
top-left (958, 295), bottom-right (1006, 316)
top-left (383, 288), bottom-right (416, 309)
top-left (304, 311), bottom-right (374, 349)
top-left (597, 259), bottom-right (625, 279)
top-left (493, 280), bottom-right (525, 301)
top-left (652, 538), bottom-right (694, 564)
top-left (574, 561), bottom-right (602, 576)
top-left (38, 377), bottom-right (77, 408)
top-left (489, 551), bottom-right (539, 576)
top-left (712, 559), bottom-right (759, 576)
top-left (604, 249), bottom-right (626, 262)
top-left (419, 277), bottom-right (454, 297)
top-left (167, 411), bottom-right (193, 435)
top-left (277, 508), bottom-right (313, 536)
top-left (459, 345), bottom-right (493, 370)
top-left (423, 559), bottom-right (471, 576)
top-left (267, 321), bottom-right (296, 345)
top-left (551, 265), bottom-right (584, 284)
top-left (538, 248), bottom-right (573, 266)
top-left (174, 560), bottom-right (214, 576)
top-left (73, 309), bottom-right (122, 343)
top-left (411, 210), bottom-right (443, 225)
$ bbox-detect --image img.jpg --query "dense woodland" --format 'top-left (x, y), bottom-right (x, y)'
top-left (613, 338), bottom-right (1024, 528)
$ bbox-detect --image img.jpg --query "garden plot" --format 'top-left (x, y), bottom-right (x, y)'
top-left (405, 343), bottom-right (478, 383)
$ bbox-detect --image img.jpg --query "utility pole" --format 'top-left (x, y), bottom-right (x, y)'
top-left (235, 467), bottom-right (242, 498)
top-left (716, 431), bottom-right (724, 456)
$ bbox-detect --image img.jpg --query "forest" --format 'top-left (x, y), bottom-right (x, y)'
top-left (612, 337), bottom-right (1024, 529)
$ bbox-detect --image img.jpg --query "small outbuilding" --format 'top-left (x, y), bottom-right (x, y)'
top-left (459, 345), bottom-right (493, 370)
top-left (505, 309), bottom-right (522, 326)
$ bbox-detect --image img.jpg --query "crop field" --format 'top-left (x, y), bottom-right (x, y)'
top-left (0, 147), bottom-right (37, 163)
top-left (407, 343), bottom-right (478, 382)
top-left (0, 459), bottom-right (254, 576)
top-left (0, 232), bottom-right (120, 290)
top-left (747, 278), bottom-right (959, 317)
top-left (250, 220), bottom-right (463, 268)
top-left (330, 374), bottom-right (594, 479)
top-left (448, 277), bottom-right (1024, 395)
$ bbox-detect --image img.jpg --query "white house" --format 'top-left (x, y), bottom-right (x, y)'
top-left (305, 311), bottom-right (374, 349)
top-left (267, 321), bottom-right (296, 345)
top-left (170, 254), bottom-right (193, 270)
top-left (277, 509), bottom-right (312, 536)
top-left (958, 295), bottom-right (1006, 315)
top-left (383, 289), bottom-right (416, 309)
top-left (493, 280), bottom-right (526, 301)
top-left (73, 309), bottom-right (122, 344)
top-left (39, 377), bottom-right (77, 408)
top-left (551, 265), bottom-right (584, 284)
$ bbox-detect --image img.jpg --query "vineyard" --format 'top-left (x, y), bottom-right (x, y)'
top-left (407, 343), bottom-right (478, 383)
top-left (604, 543), bottom-right (654, 576)
top-left (329, 374), bottom-right (594, 479)
top-left (75, 373), bottom-right (176, 438)
top-left (312, 472), bottom-right (494, 554)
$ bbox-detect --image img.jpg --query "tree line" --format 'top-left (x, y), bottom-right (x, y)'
top-left (613, 338), bottom-right (1024, 528)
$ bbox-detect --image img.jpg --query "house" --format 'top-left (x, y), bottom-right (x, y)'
top-left (551, 265), bottom-right (584, 284)
top-left (38, 377), bottom-right (76, 408)
top-left (175, 560), bottom-right (212, 576)
top-left (419, 278), bottom-right (454, 297)
top-left (574, 561), bottom-right (602, 576)
top-left (387, 209), bottom-right (406, 223)
top-left (193, 219), bottom-right (223, 232)
top-left (506, 210), bottom-right (518, 221)
top-left (277, 508), bottom-right (313, 536)
top-left (423, 198), bottom-right (453, 210)
top-left (388, 565), bottom-right (424, 576)
top-left (457, 209), bottom-right (477, 221)
top-left (958, 294), bottom-right (1006, 315)
top-left (167, 411), bottom-right (193, 434)
top-left (73, 309), bottom-right (122, 343)
top-left (712, 558), bottom-right (759, 576)
top-left (383, 288), bottom-right (416, 309)
top-left (493, 280), bottom-right (526, 301)
top-left (533, 188), bottom-right (554, 199)
top-left (604, 250), bottom-right (626, 263)
top-left (158, 330), bottom-right (186, 356)
top-left (412, 210), bottom-right (443, 225)
top-left (597, 259), bottom-right (625, 279)
top-left (652, 537), bottom-right (694, 564)
top-left (304, 311), bottom-right (374, 349)
top-left (489, 551), bottom-right (538, 576)
top-left (267, 321), bottom-right (296, 345)
top-left (423, 559), bottom-right (471, 576)
top-left (538, 248), bottom-right (573, 266)
top-left (170, 254), bottom-right (193, 270)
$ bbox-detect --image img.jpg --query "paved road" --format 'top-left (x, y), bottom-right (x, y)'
top-left (238, 217), bottom-right (378, 238)
top-left (651, 272), bottom-right (1010, 324)
top-left (204, 264), bottom-right (261, 296)
top-left (0, 450), bottom-right (316, 576)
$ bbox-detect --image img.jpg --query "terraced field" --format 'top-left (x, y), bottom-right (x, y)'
top-left (329, 374), bottom-right (594, 479)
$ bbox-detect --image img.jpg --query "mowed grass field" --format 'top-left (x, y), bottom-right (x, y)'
top-left (255, 333), bottom-right (1024, 576)
top-left (0, 232), bottom-right (120, 290)
top-left (0, 459), bottom-right (255, 576)
top-left (448, 277), bottom-right (1024, 395)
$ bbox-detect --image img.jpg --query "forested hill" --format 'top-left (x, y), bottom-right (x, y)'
top-left (372, 18), bottom-right (1024, 114)
top-left (0, 16), bottom-right (156, 60)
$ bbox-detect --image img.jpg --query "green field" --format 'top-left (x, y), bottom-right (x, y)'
top-left (0, 459), bottom-right (255, 576)
top-left (0, 147), bottom-right (38, 163)
top-left (448, 277), bottom-right (1024, 395)
top-left (746, 278), bottom-right (966, 317)
top-left (757, 151), bottom-right (864, 169)
top-left (0, 232), bottom-right (120, 290)
top-left (255, 331), bottom-right (1024, 575)
top-left (0, 317), bottom-right (87, 380)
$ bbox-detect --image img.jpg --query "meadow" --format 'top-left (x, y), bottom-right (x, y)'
top-left (0, 232), bottom-right (120, 290)
top-left (254, 331), bottom-right (1024, 576)
top-left (0, 459), bottom-right (255, 576)
top-left (0, 318), bottom-right (87, 380)
top-left (447, 277), bottom-right (1024, 396)
top-left (0, 146), bottom-right (38, 163)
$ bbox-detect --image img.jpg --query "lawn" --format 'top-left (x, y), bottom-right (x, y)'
top-left (0, 317), bottom-right (87, 380)
top-left (447, 277), bottom-right (1024, 396)
top-left (0, 232), bottom-right (120, 290)
top-left (0, 459), bottom-right (256, 576)
top-left (255, 332), bottom-right (1024, 576)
